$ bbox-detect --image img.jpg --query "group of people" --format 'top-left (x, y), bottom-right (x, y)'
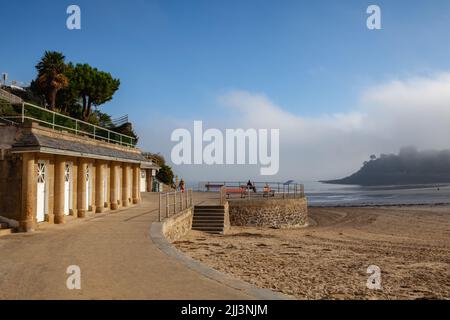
top-left (246, 180), bottom-right (272, 193)
top-left (246, 180), bottom-right (257, 192)
top-left (177, 178), bottom-right (185, 192)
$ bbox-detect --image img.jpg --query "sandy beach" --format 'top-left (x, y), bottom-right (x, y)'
top-left (174, 205), bottom-right (450, 300)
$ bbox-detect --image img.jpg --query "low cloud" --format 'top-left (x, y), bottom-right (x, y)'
top-left (139, 73), bottom-right (450, 182)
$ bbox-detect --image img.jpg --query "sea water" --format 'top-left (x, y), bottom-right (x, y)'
top-left (189, 180), bottom-right (450, 206)
top-left (304, 181), bottom-right (450, 206)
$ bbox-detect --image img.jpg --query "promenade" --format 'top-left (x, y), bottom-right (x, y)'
top-left (0, 193), bottom-right (251, 299)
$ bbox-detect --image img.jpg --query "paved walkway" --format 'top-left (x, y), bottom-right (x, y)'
top-left (0, 193), bottom-right (252, 299)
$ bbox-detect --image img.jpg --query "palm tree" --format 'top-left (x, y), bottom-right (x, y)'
top-left (35, 51), bottom-right (69, 110)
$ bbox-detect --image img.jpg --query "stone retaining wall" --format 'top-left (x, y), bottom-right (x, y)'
top-left (162, 207), bottom-right (194, 242)
top-left (229, 197), bottom-right (308, 228)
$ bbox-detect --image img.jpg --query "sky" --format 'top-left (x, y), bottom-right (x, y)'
top-left (1, 0), bottom-right (450, 182)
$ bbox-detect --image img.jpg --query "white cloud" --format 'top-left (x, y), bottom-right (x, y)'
top-left (139, 73), bottom-right (450, 182)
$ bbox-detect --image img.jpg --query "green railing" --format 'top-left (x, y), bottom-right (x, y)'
top-left (0, 102), bottom-right (136, 147)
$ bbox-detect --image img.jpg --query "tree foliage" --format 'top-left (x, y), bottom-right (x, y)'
top-left (68, 63), bottom-right (120, 121)
top-left (34, 51), bottom-right (69, 110)
top-left (156, 164), bottom-right (175, 186)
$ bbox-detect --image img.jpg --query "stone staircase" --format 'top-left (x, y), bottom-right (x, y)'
top-left (192, 205), bottom-right (227, 234)
top-left (0, 222), bottom-right (14, 236)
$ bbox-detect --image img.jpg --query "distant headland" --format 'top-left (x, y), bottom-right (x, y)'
top-left (322, 147), bottom-right (450, 186)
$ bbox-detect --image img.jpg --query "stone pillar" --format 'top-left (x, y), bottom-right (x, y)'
top-left (53, 156), bottom-right (65, 224)
top-left (132, 165), bottom-right (140, 204)
top-left (20, 153), bottom-right (36, 232)
top-left (122, 164), bottom-right (130, 207)
top-left (95, 161), bottom-right (105, 213)
top-left (146, 169), bottom-right (153, 192)
top-left (46, 159), bottom-right (55, 223)
top-left (77, 158), bottom-right (87, 218)
top-left (89, 164), bottom-right (96, 213)
top-left (110, 163), bottom-right (118, 210)
top-left (104, 163), bottom-right (110, 210)
top-left (70, 163), bottom-right (78, 217)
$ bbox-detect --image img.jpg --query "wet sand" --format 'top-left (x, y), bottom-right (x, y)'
top-left (174, 205), bottom-right (450, 300)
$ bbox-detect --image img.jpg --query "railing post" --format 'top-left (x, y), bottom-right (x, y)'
top-left (52, 112), bottom-right (55, 130)
top-left (166, 193), bottom-right (169, 218)
top-left (75, 120), bottom-right (78, 135)
top-left (21, 103), bottom-right (24, 123)
top-left (180, 191), bottom-right (183, 210)
top-left (94, 126), bottom-right (96, 140)
top-left (107, 130), bottom-right (110, 143)
top-left (159, 192), bottom-right (162, 222)
top-left (173, 190), bottom-right (177, 214)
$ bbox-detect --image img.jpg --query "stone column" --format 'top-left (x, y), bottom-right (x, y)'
top-left (132, 165), bottom-right (140, 204)
top-left (53, 156), bottom-right (65, 224)
top-left (110, 163), bottom-right (118, 210)
top-left (20, 153), bottom-right (36, 232)
top-left (146, 169), bottom-right (153, 192)
top-left (70, 163), bottom-right (78, 217)
top-left (89, 164), bottom-right (96, 213)
top-left (122, 164), bottom-right (130, 207)
top-left (77, 158), bottom-right (87, 218)
top-left (46, 159), bottom-right (55, 223)
top-left (95, 160), bottom-right (105, 213)
top-left (104, 163), bottom-right (110, 210)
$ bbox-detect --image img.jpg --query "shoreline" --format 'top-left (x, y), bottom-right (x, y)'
top-left (308, 202), bottom-right (450, 208)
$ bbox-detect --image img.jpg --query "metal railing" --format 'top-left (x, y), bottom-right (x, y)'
top-left (219, 185), bottom-right (226, 205)
top-left (202, 181), bottom-right (305, 200)
top-left (0, 101), bottom-right (136, 147)
top-left (0, 87), bottom-right (23, 104)
top-left (158, 189), bottom-right (193, 222)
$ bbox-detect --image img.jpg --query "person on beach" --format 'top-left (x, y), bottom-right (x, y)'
top-left (179, 179), bottom-right (185, 193)
top-left (247, 180), bottom-right (256, 192)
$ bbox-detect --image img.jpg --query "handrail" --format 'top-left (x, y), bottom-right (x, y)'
top-left (219, 186), bottom-right (226, 205)
top-left (0, 101), bottom-right (136, 147)
top-left (202, 181), bottom-right (305, 199)
top-left (0, 87), bottom-right (23, 104)
top-left (158, 189), bottom-right (193, 222)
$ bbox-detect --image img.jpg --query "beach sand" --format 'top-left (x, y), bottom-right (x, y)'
top-left (174, 206), bottom-right (450, 300)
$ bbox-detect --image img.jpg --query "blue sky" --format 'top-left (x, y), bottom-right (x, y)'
top-left (2, 1), bottom-right (450, 180)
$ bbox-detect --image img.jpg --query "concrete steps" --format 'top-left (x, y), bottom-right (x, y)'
top-left (0, 222), bottom-right (14, 236)
top-left (192, 205), bottom-right (226, 234)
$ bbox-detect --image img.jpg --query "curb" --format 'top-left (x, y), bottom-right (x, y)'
top-left (149, 222), bottom-right (294, 300)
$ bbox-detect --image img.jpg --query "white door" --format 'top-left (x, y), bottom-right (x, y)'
top-left (36, 162), bottom-right (46, 222)
top-left (64, 163), bottom-right (71, 215)
top-left (140, 170), bottom-right (147, 192)
top-left (85, 164), bottom-right (90, 210)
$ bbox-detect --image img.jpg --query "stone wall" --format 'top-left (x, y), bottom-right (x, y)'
top-left (0, 153), bottom-right (22, 222)
top-left (162, 207), bottom-right (194, 242)
top-left (228, 197), bottom-right (308, 228)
